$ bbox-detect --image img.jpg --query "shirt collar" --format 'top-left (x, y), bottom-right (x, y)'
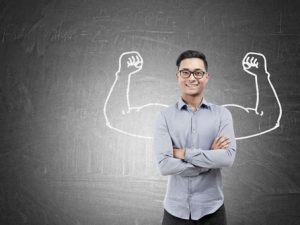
top-left (177, 97), bottom-right (211, 110)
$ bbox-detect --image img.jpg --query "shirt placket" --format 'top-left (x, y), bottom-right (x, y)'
top-left (191, 110), bottom-right (197, 149)
top-left (188, 108), bottom-right (198, 217)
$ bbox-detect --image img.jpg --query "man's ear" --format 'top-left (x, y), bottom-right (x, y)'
top-left (203, 73), bottom-right (209, 84)
top-left (206, 73), bottom-right (210, 80)
top-left (176, 72), bottom-right (179, 81)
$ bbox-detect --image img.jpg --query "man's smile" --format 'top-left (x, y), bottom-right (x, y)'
top-left (185, 83), bottom-right (199, 87)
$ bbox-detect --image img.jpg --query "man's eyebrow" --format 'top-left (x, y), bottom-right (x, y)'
top-left (180, 68), bottom-right (204, 71)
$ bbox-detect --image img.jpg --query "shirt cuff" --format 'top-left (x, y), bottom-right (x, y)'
top-left (184, 148), bottom-right (201, 164)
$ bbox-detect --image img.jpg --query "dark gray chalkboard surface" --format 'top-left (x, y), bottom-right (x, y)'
top-left (1, 0), bottom-right (300, 224)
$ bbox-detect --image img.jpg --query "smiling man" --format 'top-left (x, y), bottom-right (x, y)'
top-left (154, 50), bottom-right (236, 225)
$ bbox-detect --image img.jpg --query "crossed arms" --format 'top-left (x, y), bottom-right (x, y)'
top-left (153, 108), bottom-right (236, 176)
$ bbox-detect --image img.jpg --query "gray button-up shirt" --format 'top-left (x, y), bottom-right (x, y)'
top-left (153, 98), bottom-right (236, 220)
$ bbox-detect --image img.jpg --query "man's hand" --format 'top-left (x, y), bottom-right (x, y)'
top-left (173, 136), bottom-right (230, 159)
top-left (173, 148), bottom-right (185, 159)
top-left (211, 136), bottom-right (230, 150)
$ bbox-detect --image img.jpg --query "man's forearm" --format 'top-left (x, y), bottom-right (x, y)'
top-left (184, 147), bottom-right (236, 168)
top-left (157, 156), bottom-right (210, 176)
top-left (154, 112), bottom-right (210, 176)
top-left (173, 135), bottom-right (233, 168)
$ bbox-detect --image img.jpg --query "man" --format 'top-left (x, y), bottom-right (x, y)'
top-left (153, 50), bottom-right (236, 225)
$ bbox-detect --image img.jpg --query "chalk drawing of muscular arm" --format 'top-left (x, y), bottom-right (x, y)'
top-left (103, 51), bottom-right (282, 140)
top-left (103, 51), bottom-right (167, 139)
top-left (223, 52), bottom-right (282, 140)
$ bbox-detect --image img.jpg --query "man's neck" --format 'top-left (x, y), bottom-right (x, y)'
top-left (182, 95), bottom-right (204, 111)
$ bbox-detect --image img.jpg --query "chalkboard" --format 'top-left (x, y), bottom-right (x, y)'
top-left (1, 0), bottom-right (300, 224)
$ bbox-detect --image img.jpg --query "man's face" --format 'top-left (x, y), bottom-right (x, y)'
top-left (176, 58), bottom-right (209, 98)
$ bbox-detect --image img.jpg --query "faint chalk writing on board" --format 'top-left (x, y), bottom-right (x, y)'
top-left (103, 51), bottom-right (282, 140)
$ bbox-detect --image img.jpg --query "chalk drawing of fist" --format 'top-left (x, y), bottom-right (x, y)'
top-left (118, 51), bottom-right (143, 76)
top-left (242, 52), bottom-right (269, 77)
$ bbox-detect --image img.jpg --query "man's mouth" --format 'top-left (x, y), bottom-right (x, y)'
top-left (185, 83), bottom-right (199, 87)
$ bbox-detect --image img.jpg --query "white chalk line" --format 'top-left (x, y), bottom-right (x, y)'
top-left (103, 51), bottom-right (282, 140)
top-left (103, 51), bottom-right (168, 139)
top-left (228, 52), bottom-right (282, 140)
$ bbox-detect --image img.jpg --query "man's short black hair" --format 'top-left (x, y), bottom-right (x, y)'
top-left (176, 50), bottom-right (208, 71)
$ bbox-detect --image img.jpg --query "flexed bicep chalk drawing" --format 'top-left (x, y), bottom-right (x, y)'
top-left (103, 51), bottom-right (168, 139)
top-left (223, 52), bottom-right (282, 139)
top-left (103, 51), bottom-right (282, 140)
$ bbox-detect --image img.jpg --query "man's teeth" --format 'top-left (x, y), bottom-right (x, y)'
top-left (186, 84), bottom-right (198, 87)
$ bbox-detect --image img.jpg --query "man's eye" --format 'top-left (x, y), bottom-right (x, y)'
top-left (195, 71), bottom-right (204, 76)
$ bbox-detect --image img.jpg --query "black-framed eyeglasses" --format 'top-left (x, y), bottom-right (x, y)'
top-left (178, 69), bottom-right (207, 79)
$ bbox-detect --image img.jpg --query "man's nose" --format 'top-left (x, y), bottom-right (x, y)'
top-left (188, 73), bottom-right (197, 81)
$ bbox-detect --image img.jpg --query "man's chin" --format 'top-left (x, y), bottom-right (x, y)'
top-left (184, 91), bottom-right (202, 97)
